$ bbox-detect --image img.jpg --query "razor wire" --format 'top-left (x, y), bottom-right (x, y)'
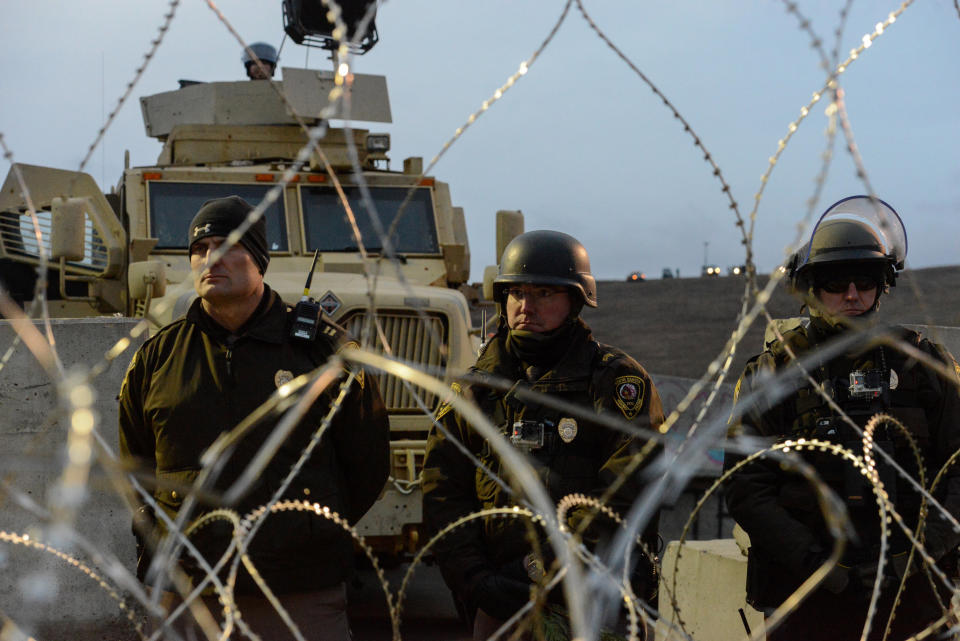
top-left (0, 0), bottom-right (959, 640)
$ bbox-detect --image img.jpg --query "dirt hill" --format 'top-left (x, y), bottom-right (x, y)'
top-left (581, 265), bottom-right (960, 379)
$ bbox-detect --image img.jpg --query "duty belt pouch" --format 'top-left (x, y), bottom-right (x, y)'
top-left (842, 439), bottom-right (897, 506)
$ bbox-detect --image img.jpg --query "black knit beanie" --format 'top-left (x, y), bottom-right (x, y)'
top-left (188, 196), bottom-right (269, 274)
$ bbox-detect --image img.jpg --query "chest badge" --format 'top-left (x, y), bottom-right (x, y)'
top-left (275, 369), bottom-right (295, 388)
top-left (558, 417), bottom-right (578, 443)
top-left (614, 375), bottom-right (645, 420)
top-left (889, 369), bottom-right (899, 390)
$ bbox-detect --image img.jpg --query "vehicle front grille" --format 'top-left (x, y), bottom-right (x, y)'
top-left (341, 310), bottom-right (447, 413)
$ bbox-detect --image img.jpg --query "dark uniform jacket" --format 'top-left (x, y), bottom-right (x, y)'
top-left (119, 286), bottom-right (390, 594)
top-left (422, 320), bottom-right (665, 608)
top-left (725, 318), bottom-right (960, 609)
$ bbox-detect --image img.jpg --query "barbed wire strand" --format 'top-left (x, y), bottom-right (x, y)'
top-left (0, 2), bottom-right (958, 639)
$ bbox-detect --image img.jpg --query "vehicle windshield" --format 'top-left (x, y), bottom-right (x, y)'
top-left (148, 182), bottom-right (288, 251)
top-left (300, 186), bottom-right (439, 254)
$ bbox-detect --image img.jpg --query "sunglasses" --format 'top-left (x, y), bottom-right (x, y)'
top-left (818, 276), bottom-right (878, 294)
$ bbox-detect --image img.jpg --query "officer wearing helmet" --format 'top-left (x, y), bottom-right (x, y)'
top-left (422, 230), bottom-right (665, 639)
top-left (725, 196), bottom-right (960, 640)
top-left (243, 42), bottom-right (278, 80)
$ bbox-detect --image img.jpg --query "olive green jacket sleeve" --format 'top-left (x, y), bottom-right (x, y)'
top-left (913, 339), bottom-right (960, 563)
top-left (568, 353), bottom-right (665, 553)
top-left (421, 382), bottom-right (491, 599)
top-left (724, 355), bottom-right (826, 579)
top-left (118, 347), bottom-right (156, 508)
top-left (328, 347), bottom-right (391, 524)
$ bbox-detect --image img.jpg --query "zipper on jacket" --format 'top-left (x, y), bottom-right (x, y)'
top-left (224, 336), bottom-right (237, 380)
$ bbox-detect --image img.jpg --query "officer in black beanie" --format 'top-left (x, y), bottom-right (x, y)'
top-left (188, 195), bottom-right (269, 274)
top-left (119, 195), bottom-right (389, 640)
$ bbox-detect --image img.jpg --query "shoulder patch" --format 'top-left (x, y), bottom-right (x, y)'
top-left (613, 375), bottom-right (645, 420)
top-left (435, 381), bottom-right (462, 422)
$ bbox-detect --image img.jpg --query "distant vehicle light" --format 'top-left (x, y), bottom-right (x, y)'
top-left (627, 271), bottom-right (646, 283)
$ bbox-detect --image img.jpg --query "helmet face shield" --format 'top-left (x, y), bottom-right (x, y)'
top-left (797, 195), bottom-right (907, 272)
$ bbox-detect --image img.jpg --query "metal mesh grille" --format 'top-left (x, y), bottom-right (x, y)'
top-left (342, 311), bottom-right (447, 413)
top-left (0, 210), bottom-right (109, 274)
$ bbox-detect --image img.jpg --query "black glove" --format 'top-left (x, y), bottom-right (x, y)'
top-left (468, 571), bottom-right (532, 621)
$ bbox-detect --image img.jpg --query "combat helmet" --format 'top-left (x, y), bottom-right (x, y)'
top-left (788, 195), bottom-right (907, 303)
top-left (242, 42), bottom-right (279, 74)
top-left (493, 230), bottom-right (598, 310)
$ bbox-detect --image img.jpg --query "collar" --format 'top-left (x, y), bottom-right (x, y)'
top-left (474, 318), bottom-right (597, 387)
top-left (187, 285), bottom-right (286, 345)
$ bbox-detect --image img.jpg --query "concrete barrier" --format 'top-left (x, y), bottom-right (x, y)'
top-left (0, 318), bottom-right (144, 637)
top-left (655, 539), bottom-right (763, 641)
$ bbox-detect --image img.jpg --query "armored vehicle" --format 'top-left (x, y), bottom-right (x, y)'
top-left (0, 66), bottom-right (521, 554)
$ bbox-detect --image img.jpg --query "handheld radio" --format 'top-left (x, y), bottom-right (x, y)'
top-left (290, 250), bottom-right (322, 341)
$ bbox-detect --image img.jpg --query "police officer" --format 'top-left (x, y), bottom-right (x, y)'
top-left (243, 42), bottom-right (278, 80)
top-left (119, 196), bottom-right (389, 640)
top-left (725, 196), bottom-right (960, 640)
top-left (422, 230), bottom-right (665, 640)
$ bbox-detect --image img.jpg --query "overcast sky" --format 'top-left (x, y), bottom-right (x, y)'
top-left (2, 1), bottom-right (958, 280)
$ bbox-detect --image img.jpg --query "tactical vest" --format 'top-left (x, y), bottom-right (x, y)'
top-left (466, 339), bottom-right (621, 565)
top-left (767, 327), bottom-right (932, 562)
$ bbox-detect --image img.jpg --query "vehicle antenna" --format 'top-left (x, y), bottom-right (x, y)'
top-left (302, 249), bottom-right (320, 300)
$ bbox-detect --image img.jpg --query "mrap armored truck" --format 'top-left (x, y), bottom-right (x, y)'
top-left (0, 67), bottom-right (522, 555)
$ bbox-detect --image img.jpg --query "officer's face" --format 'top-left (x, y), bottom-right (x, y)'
top-left (816, 278), bottom-right (877, 317)
top-left (505, 285), bottom-right (572, 333)
top-left (247, 62), bottom-right (275, 80)
top-left (190, 236), bottom-right (263, 305)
